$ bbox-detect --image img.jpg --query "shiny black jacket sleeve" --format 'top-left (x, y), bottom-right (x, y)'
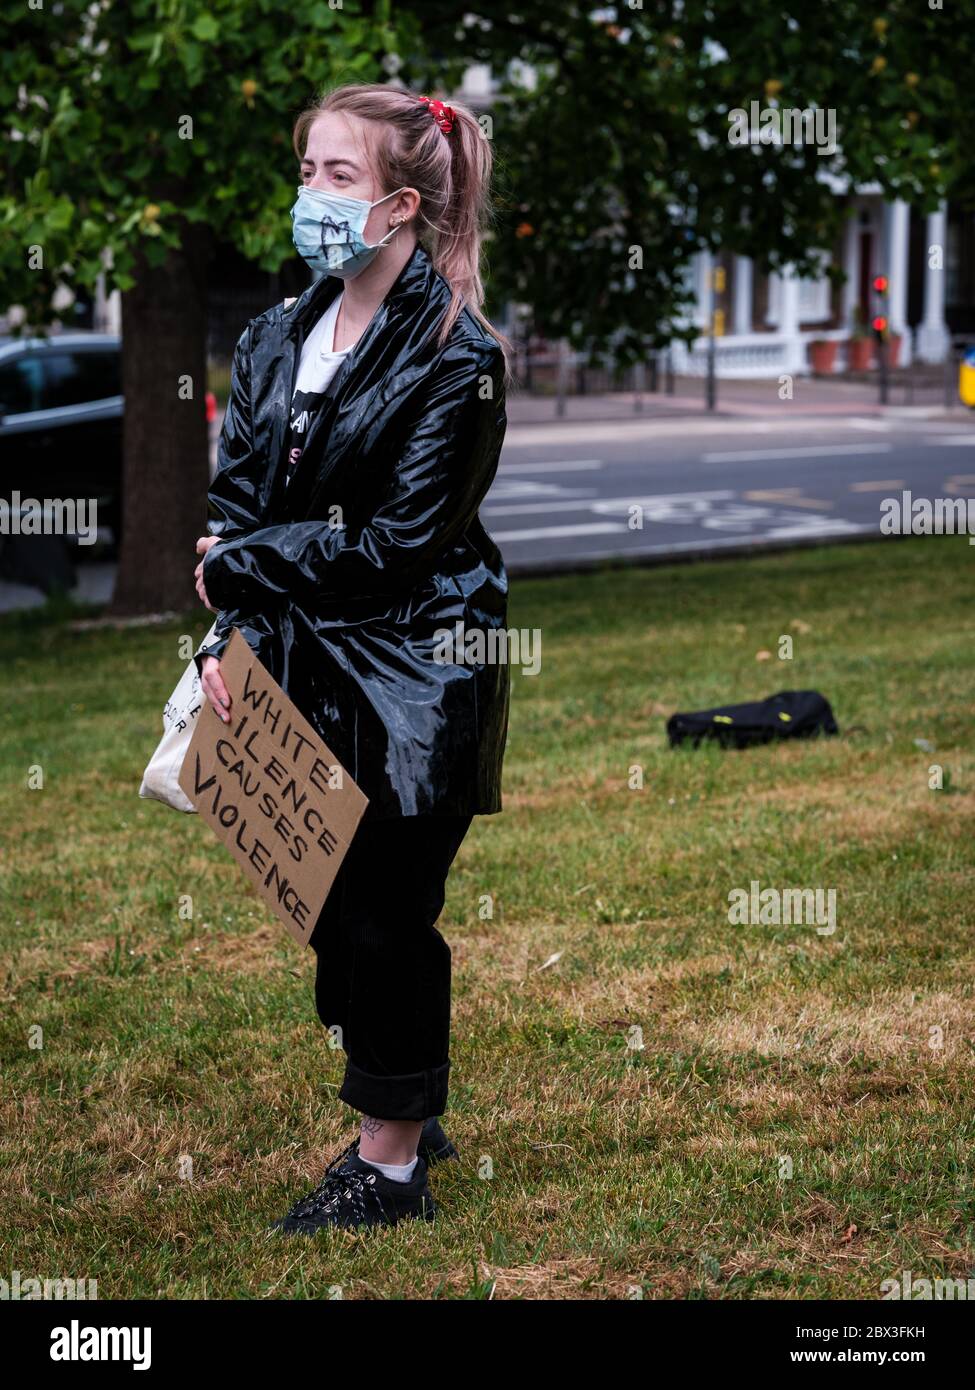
top-left (193, 324), bottom-right (265, 675)
top-left (201, 340), bottom-right (504, 611)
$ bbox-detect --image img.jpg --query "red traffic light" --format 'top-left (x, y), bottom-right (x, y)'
top-left (872, 315), bottom-right (888, 333)
top-left (873, 275), bottom-right (889, 293)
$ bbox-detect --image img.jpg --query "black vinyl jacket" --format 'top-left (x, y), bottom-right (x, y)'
top-left (194, 244), bottom-right (510, 821)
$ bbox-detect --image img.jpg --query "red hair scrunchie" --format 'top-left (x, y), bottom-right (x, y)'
top-left (418, 95), bottom-right (456, 136)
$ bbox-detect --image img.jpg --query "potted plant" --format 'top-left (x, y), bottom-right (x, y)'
top-left (808, 338), bottom-right (839, 374)
top-left (847, 306), bottom-right (874, 371)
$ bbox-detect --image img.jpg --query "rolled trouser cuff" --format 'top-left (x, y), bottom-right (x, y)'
top-left (338, 1057), bottom-right (450, 1121)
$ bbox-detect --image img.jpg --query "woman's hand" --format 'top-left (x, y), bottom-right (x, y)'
top-left (201, 655), bottom-right (231, 723)
top-left (196, 539), bottom-right (230, 719)
top-left (194, 535), bottom-right (221, 611)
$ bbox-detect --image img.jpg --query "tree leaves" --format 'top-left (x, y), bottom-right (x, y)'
top-left (189, 14), bottom-right (220, 43)
top-left (2, 0), bottom-right (973, 341)
top-left (0, 0), bottom-right (393, 323)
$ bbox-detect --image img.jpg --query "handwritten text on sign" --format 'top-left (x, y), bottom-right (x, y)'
top-left (178, 628), bottom-right (368, 946)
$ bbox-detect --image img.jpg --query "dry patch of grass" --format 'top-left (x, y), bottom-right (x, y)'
top-left (675, 986), bottom-right (975, 1064)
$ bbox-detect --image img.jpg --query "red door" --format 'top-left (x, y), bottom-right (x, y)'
top-left (858, 231), bottom-right (874, 322)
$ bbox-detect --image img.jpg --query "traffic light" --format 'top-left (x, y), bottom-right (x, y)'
top-left (872, 274), bottom-right (889, 341)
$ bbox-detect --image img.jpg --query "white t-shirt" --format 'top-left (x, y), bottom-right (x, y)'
top-left (284, 290), bottom-right (351, 487)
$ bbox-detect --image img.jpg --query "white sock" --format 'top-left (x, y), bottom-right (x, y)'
top-left (361, 1155), bottom-right (418, 1183)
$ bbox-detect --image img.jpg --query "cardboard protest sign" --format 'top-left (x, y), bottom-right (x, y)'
top-left (178, 627), bottom-right (368, 947)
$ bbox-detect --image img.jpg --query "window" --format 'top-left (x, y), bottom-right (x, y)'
top-left (798, 277), bottom-right (833, 322)
top-left (766, 269), bottom-right (832, 327)
top-left (0, 355), bottom-right (44, 415)
top-left (39, 351), bottom-right (121, 410)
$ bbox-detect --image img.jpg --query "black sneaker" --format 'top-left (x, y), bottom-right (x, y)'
top-left (273, 1150), bottom-right (435, 1234)
top-left (418, 1116), bottom-right (459, 1166)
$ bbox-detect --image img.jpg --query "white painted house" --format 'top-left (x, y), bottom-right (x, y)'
top-left (670, 188), bottom-right (957, 378)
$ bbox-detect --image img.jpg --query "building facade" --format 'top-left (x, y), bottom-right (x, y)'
top-left (671, 193), bottom-right (974, 379)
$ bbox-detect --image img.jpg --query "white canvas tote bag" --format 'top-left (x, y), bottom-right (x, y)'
top-left (138, 621), bottom-right (219, 813)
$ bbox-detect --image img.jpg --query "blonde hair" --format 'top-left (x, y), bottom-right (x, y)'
top-left (293, 83), bottom-right (510, 363)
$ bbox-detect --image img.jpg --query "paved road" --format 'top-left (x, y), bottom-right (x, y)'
top-left (3, 412), bottom-right (973, 613)
top-left (490, 413), bottom-right (975, 573)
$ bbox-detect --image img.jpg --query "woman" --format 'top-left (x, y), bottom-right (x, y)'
top-left (191, 84), bottom-right (510, 1233)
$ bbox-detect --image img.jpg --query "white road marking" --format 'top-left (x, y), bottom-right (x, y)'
top-left (925, 436), bottom-right (975, 446)
top-left (488, 478), bottom-right (598, 503)
top-left (496, 520), bottom-right (872, 550)
top-left (483, 489), bottom-right (732, 518)
top-left (497, 458), bottom-right (604, 473)
top-left (489, 491), bottom-right (863, 544)
top-left (846, 417), bottom-right (893, 431)
top-left (490, 521), bottom-right (624, 542)
top-left (701, 443), bottom-right (893, 463)
top-left (503, 413), bottom-right (952, 449)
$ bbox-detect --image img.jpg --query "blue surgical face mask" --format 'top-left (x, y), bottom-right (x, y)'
top-left (290, 184), bottom-right (406, 279)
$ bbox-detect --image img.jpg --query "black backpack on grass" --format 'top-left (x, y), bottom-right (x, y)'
top-left (667, 690), bottom-right (839, 750)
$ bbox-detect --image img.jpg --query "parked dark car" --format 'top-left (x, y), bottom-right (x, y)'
top-left (0, 333), bottom-right (219, 594)
top-left (0, 332), bottom-right (124, 550)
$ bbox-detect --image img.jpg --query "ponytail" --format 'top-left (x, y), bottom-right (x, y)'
top-left (427, 100), bottom-right (498, 349)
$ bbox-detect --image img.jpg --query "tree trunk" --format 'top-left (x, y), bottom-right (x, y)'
top-left (110, 224), bottom-right (212, 616)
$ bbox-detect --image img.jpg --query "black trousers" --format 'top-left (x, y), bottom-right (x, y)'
top-left (308, 813), bottom-right (473, 1121)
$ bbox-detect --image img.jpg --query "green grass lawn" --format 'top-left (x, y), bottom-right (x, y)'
top-left (1, 536), bottom-right (973, 1300)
